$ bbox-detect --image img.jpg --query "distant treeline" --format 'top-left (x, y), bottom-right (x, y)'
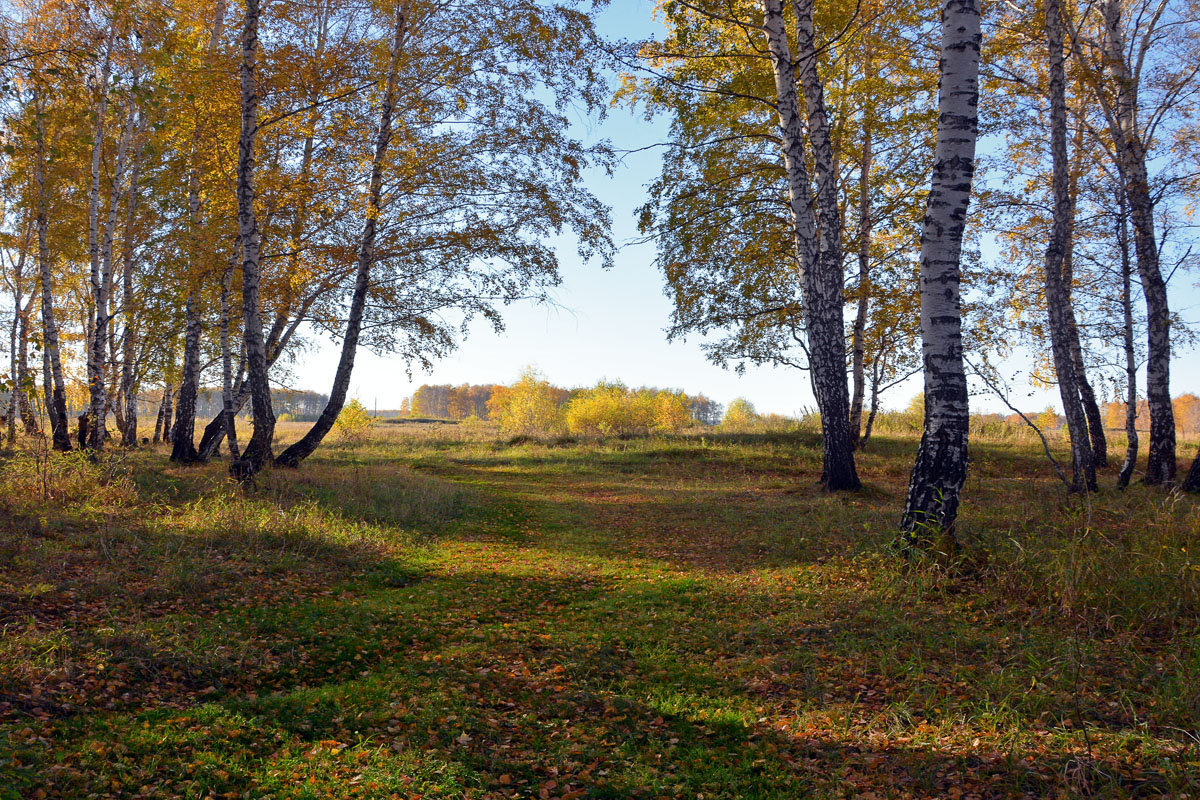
top-left (404, 382), bottom-right (724, 426)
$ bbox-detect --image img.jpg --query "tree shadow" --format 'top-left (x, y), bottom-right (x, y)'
top-left (9, 567), bottom-right (1190, 798)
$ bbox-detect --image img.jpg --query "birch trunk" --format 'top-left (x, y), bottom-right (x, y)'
top-left (791, 0), bottom-right (859, 488)
top-left (172, 1), bottom-right (228, 464)
top-left (1116, 189), bottom-right (1139, 489)
top-left (85, 26), bottom-right (117, 449)
top-left (762, 0), bottom-right (859, 490)
top-left (17, 291), bottom-right (39, 435)
top-left (90, 69), bottom-right (138, 450)
top-left (220, 241), bottom-right (240, 459)
top-left (6, 253), bottom-right (23, 447)
top-left (862, 373), bottom-right (880, 447)
top-left (850, 111), bottom-right (872, 445)
top-left (33, 99), bottom-right (71, 451)
top-left (1183, 444), bottom-right (1200, 491)
top-left (170, 284), bottom-right (203, 461)
top-left (276, 1), bottom-right (409, 468)
top-left (153, 385), bottom-right (167, 443)
top-left (900, 0), bottom-right (981, 542)
top-left (162, 384), bottom-right (175, 442)
top-left (119, 111), bottom-right (148, 446)
top-left (197, 306), bottom-right (302, 458)
top-left (1102, 0), bottom-right (1174, 485)
top-left (1064, 297), bottom-right (1107, 466)
top-left (1043, 0), bottom-right (1096, 492)
top-left (1063, 107), bottom-right (1108, 467)
top-left (235, 0), bottom-right (276, 473)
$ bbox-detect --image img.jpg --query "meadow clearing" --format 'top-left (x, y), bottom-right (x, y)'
top-left (1, 421), bottom-right (1198, 799)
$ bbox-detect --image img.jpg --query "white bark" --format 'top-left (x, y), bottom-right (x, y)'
top-left (276, 1), bottom-right (409, 468)
top-left (236, 0), bottom-right (276, 472)
top-left (900, 0), bottom-right (981, 541)
top-left (761, 0), bottom-right (859, 490)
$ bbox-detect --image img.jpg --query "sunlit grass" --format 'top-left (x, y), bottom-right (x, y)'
top-left (1, 423), bottom-right (1198, 798)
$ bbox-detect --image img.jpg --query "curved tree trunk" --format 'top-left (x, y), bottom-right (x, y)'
top-left (85, 25), bottom-right (116, 450)
top-left (91, 71), bottom-right (138, 450)
top-left (161, 384), bottom-right (175, 443)
top-left (276, 1), bottom-right (409, 468)
top-left (861, 359), bottom-right (882, 448)
top-left (761, 0), bottom-right (859, 491)
top-left (1042, 0), bottom-right (1095, 492)
top-left (900, 0), bottom-right (981, 544)
top-left (6, 282), bottom-right (20, 448)
top-left (1062, 101), bottom-right (1108, 468)
top-left (792, 0), bottom-right (859, 489)
top-left (153, 385), bottom-right (168, 443)
top-left (170, 286), bottom-right (203, 462)
top-left (6, 228), bottom-right (31, 446)
top-left (197, 306), bottom-right (303, 458)
top-left (235, 0), bottom-right (276, 474)
top-left (1183, 451), bottom-right (1200, 492)
top-left (1066, 315), bottom-right (1107, 466)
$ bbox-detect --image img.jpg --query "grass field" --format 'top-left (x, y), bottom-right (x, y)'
top-left (2, 422), bottom-right (1199, 799)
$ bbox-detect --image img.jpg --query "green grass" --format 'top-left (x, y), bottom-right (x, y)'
top-left (1, 423), bottom-right (1198, 798)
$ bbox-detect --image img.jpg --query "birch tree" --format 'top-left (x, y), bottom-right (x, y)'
top-left (1042, 0), bottom-right (1096, 491)
top-left (235, 0), bottom-right (276, 473)
top-left (900, 0), bottom-right (981, 543)
top-left (172, 0), bottom-right (228, 464)
top-left (274, 0), bottom-right (409, 469)
top-left (1064, 0), bottom-right (1200, 485)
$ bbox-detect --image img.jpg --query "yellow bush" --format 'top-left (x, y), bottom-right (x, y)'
top-left (721, 397), bottom-right (759, 430)
top-left (653, 391), bottom-right (692, 433)
top-left (565, 385), bottom-right (690, 436)
top-left (565, 383), bottom-right (635, 436)
top-left (491, 367), bottom-right (562, 436)
top-left (334, 398), bottom-right (374, 444)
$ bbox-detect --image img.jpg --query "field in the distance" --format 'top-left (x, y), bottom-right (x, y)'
top-left (1, 422), bottom-right (1198, 799)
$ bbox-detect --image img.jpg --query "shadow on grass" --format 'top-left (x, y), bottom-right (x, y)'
top-left (0, 503), bottom-right (425, 724)
top-left (7, 567), bottom-right (1193, 798)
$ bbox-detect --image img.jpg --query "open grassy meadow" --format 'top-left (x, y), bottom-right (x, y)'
top-left (2, 422), bottom-right (1199, 799)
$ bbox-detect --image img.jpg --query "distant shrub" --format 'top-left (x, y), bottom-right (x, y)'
top-left (277, 412), bottom-right (296, 423)
top-left (873, 394), bottom-right (924, 435)
top-left (1034, 406), bottom-right (1061, 434)
top-left (565, 383), bottom-right (644, 436)
top-left (653, 390), bottom-right (692, 433)
top-left (564, 384), bottom-right (692, 436)
top-left (760, 412), bottom-right (800, 433)
top-left (334, 399), bottom-right (373, 444)
top-left (794, 407), bottom-right (821, 434)
top-left (721, 398), bottom-right (759, 430)
top-left (489, 367), bottom-right (563, 437)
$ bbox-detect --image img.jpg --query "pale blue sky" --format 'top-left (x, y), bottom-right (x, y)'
top-left (305, 0), bottom-right (1198, 416)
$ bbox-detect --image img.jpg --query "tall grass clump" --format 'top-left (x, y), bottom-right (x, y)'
top-left (0, 446), bottom-right (138, 516)
top-left (992, 493), bottom-right (1200, 632)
